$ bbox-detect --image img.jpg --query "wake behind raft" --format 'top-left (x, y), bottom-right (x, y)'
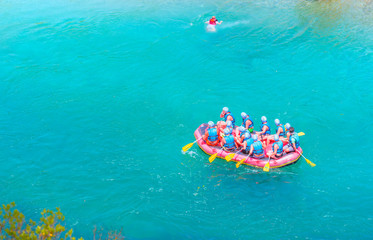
top-left (192, 123), bottom-right (302, 169)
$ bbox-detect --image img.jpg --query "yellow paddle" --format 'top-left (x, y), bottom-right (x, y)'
top-left (225, 153), bottom-right (235, 161)
top-left (236, 158), bottom-right (246, 168)
top-left (298, 132), bottom-right (305, 136)
top-left (296, 150), bottom-right (316, 167)
top-left (236, 153), bottom-right (250, 168)
top-left (182, 137), bottom-right (203, 152)
top-left (263, 156), bottom-right (271, 172)
top-left (209, 149), bottom-right (224, 163)
top-left (225, 150), bottom-right (241, 162)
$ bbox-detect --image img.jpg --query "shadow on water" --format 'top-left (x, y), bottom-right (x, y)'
top-left (295, 0), bottom-right (346, 35)
top-left (295, 0), bottom-right (373, 35)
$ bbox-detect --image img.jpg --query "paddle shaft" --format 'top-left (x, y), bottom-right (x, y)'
top-left (194, 136), bottom-right (203, 143)
top-left (215, 148), bottom-right (225, 157)
top-left (231, 149), bottom-right (242, 160)
top-left (296, 150), bottom-right (306, 160)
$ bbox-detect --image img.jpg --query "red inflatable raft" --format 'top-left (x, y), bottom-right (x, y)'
top-left (194, 123), bottom-right (302, 169)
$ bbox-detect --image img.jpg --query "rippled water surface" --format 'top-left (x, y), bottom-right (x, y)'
top-left (1, 0), bottom-right (373, 239)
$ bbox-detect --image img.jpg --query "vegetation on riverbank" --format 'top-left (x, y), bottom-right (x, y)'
top-left (0, 203), bottom-right (123, 240)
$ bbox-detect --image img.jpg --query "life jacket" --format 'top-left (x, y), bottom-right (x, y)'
top-left (276, 124), bottom-right (285, 137)
top-left (209, 18), bottom-right (217, 25)
top-left (242, 116), bottom-right (254, 129)
top-left (290, 133), bottom-right (300, 148)
top-left (207, 127), bottom-right (218, 142)
top-left (272, 140), bottom-right (284, 155)
top-left (224, 134), bottom-right (235, 149)
top-left (260, 122), bottom-right (271, 135)
top-left (245, 138), bottom-right (254, 152)
top-left (253, 140), bottom-right (264, 157)
top-left (224, 112), bottom-right (235, 127)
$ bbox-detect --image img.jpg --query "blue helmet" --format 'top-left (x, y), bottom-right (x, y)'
top-left (226, 120), bottom-right (232, 127)
top-left (274, 119), bottom-right (280, 125)
top-left (239, 126), bottom-right (245, 132)
top-left (241, 112), bottom-right (247, 118)
top-left (252, 134), bottom-right (258, 141)
top-left (285, 123), bottom-right (291, 130)
top-left (208, 121), bottom-right (214, 127)
top-left (274, 134), bottom-right (279, 141)
top-left (244, 132), bottom-right (251, 139)
top-left (261, 116), bottom-right (267, 122)
top-left (223, 107), bottom-right (229, 112)
top-left (224, 128), bottom-right (230, 135)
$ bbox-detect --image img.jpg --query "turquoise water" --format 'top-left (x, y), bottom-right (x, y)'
top-left (1, 0), bottom-right (373, 239)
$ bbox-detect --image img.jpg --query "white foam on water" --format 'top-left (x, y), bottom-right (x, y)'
top-left (206, 24), bottom-right (216, 32)
top-left (219, 20), bottom-right (251, 29)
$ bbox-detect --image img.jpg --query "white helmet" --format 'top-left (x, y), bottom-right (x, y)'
top-left (224, 128), bottom-right (230, 135)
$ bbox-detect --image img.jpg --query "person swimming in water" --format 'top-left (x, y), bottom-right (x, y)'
top-left (205, 16), bottom-right (223, 25)
top-left (205, 16), bottom-right (222, 32)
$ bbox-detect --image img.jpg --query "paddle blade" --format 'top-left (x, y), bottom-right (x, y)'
top-left (182, 142), bottom-right (194, 152)
top-left (306, 158), bottom-right (316, 167)
top-left (263, 162), bottom-right (270, 172)
top-left (298, 132), bottom-right (305, 137)
top-left (225, 153), bottom-right (235, 162)
top-left (236, 159), bottom-right (245, 168)
top-left (209, 153), bottom-right (218, 163)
